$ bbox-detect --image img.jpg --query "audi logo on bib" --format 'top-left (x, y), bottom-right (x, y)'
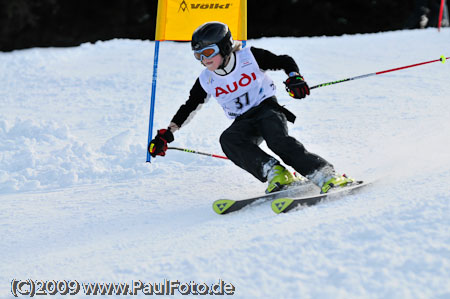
top-left (215, 73), bottom-right (257, 97)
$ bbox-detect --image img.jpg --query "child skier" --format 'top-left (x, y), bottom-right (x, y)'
top-left (148, 21), bottom-right (354, 194)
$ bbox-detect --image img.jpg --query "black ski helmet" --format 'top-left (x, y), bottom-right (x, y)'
top-left (191, 22), bottom-right (233, 57)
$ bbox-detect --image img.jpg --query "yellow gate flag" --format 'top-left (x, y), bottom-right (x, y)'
top-left (155, 0), bottom-right (247, 41)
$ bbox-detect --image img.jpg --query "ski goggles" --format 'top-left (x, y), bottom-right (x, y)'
top-left (194, 44), bottom-right (220, 61)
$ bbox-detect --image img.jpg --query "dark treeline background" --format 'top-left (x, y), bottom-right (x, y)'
top-left (0, 0), bottom-right (443, 51)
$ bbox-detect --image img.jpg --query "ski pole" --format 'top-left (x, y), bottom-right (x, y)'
top-left (311, 55), bottom-right (449, 90)
top-left (168, 147), bottom-right (229, 160)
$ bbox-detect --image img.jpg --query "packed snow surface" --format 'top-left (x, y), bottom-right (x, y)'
top-left (1, 28), bottom-right (450, 298)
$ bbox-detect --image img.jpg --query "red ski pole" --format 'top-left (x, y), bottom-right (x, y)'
top-left (438, 0), bottom-right (445, 31)
top-left (311, 55), bottom-right (449, 90)
top-left (168, 147), bottom-right (229, 160)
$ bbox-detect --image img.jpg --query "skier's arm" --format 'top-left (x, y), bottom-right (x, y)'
top-left (250, 47), bottom-right (300, 75)
top-left (169, 78), bottom-right (208, 132)
top-left (251, 46), bottom-right (310, 99)
top-left (148, 78), bottom-right (207, 157)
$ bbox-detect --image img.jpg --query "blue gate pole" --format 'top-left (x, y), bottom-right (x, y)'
top-left (146, 40), bottom-right (161, 163)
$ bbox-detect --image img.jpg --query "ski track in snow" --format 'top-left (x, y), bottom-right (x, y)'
top-left (1, 29), bottom-right (450, 298)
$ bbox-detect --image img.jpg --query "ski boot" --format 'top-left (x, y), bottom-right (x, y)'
top-left (266, 165), bottom-right (296, 194)
top-left (306, 165), bottom-right (357, 194)
top-left (320, 174), bottom-right (355, 194)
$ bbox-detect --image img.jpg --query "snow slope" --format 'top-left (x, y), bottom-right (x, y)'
top-left (1, 28), bottom-right (450, 298)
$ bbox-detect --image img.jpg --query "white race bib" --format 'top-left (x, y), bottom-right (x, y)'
top-left (198, 47), bottom-right (276, 119)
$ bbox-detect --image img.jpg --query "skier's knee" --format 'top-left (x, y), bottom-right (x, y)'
top-left (267, 136), bottom-right (303, 153)
top-left (219, 130), bottom-right (232, 147)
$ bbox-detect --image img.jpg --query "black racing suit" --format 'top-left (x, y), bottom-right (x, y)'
top-left (171, 47), bottom-right (331, 182)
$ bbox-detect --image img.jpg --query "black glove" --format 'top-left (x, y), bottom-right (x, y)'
top-left (148, 128), bottom-right (174, 158)
top-left (284, 74), bottom-right (310, 99)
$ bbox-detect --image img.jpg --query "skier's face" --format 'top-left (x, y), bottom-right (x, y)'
top-left (202, 54), bottom-right (223, 71)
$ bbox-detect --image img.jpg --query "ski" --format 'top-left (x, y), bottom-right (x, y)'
top-left (213, 181), bottom-right (318, 215)
top-left (271, 180), bottom-right (371, 214)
